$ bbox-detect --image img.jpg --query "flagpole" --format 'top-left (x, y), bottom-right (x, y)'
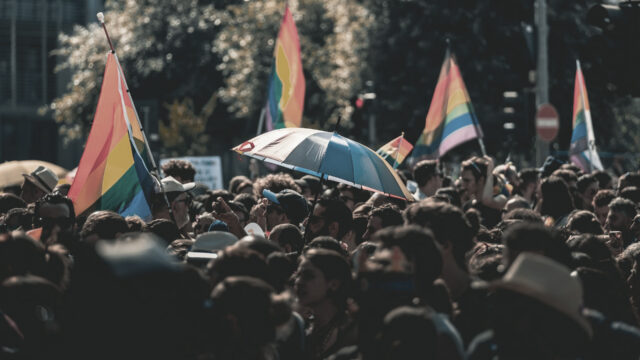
top-left (96, 12), bottom-right (177, 225)
top-left (576, 59), bottom-right (594, 173)
top-left (256, 107), bottom-right (266, 136)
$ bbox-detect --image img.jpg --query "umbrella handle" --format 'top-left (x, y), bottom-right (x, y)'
top-left (237, 141), bottom-right (255, 152)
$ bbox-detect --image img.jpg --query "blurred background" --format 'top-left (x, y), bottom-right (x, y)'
top-left (1, 0), bottom-right (640, 185)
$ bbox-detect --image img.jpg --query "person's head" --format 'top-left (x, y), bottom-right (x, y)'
top-left (606, 197), bottom-right (637, 233)
top-left (362, 204), bottom-right (404, 242)
top-left (336, 184), bottom-right (369, 211)
top-left (517, 168), bottom-right (539, 199)
top-left (616, 243), bottom-right (640, 300)
top-left (294, 248), bottom-right (352, 311)
top-left (124, 215), bottom-right (145, 232)
top-left (4, 208), bottom-right (33, 231)
top-left (539, 175), bottom-right (574, 219)
top-left (617, 172), bottom-right (640, 193)
top-left (413, 160), bottom-right (442, 197)
top-left (501, 222), bottom-right (572, 269)
top-left (502, 208), bottom-right (543, 223)
top-left (371, 225), bottom-right (442, 295)
top-left (0, 193), bottom-right (26, 215)
top-left (253, 173), bottom-right (301, 198)
top-left (539, 156), bottom-right (564, 178)
top-left (20, 166), bottom-right (58, 205)
top-left (233, 193), bottom-right (258, 213)
top-left (161, 159), bottom-right (196, 183)
top-left (567, 210), bottom-right (604, 235)
top-left (228, 175), bottom-right (252, 195)
top-left (620, 186), bottom-right (640, 204)
top-left (403, 200), bottom-right (473, 272)
top-left (262, 189), bottom-right (309, 230)
top-left (576, 174), bottom-right (599, 208)
top-left (269, 223), bottom-right (303, 254)
top-left (193, 213), bottom-right (216, 235)
top-left (152, 176), bottom-right (195, 229)
top-left (0, 232), bottom-right (46, 282)
top-left (80, 211), bottom-right (128, 242)
top-left (305, 198), bottom-right (352, 242)
top-left (592, 189), bottom-right (616, 225)
top-left (503, 196), bottom-right (530, 217)
top-left (573, 267), bottom-right (637, 325)
top-left (300, 175), bottom-right (322, 200)
top-left (435, 187), bottom-right (461, 208)
top-left (143, 219), bottom-right (181, 246)
top-left (34, 193), bottom-right (76, 242)
top-left (481, 253), bottom-right (591, 358)
top-left (209, 276), bottom-right (279, 355)
top-left (592, 170), bottom-right (613, 190)
top-left (468, 242), bottom-right (504, 281)
top-left (227, 201), bottom-right (249, 228)
top-left (380, 306), bottom-right (438, 360)
top-left (304, 236), bottom-right (348, 257)
top-left (552, 169), bottom-right (578, 190)
top-left (460, 157), bottom-right (489, 198)
top-left (207, 246), bottom-right (269, 288)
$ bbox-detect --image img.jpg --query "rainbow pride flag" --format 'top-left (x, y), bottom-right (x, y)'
top-left (68, 52), bottom-right (154, 219)
top-left (412, 51), bottom-right (482, 159)
top-left (377, 133), bottom-right (414, 169)
top-left (265, 6), bottom-right (305, 130)
top-left (570, 60), bottom-right (603, 173)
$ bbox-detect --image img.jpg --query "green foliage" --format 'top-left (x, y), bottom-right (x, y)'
top-left (50, 0), bottom-right (638, 160)
top-left (215, 0), bottom-right (372, 129)
top-left (51, 0), bottom-right (223, 144)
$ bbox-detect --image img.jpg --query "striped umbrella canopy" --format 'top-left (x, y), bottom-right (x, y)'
top-left (233, 128), bottom-right (414, 201)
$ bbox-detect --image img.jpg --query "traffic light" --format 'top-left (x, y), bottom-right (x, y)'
top-left (586, 1), bottom-right (640, 96)
top-left (500, 89), bottom-right (536, 153)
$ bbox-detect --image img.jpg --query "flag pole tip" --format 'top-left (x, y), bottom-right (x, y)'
top-left (97, 12), bottom-right (105, 23)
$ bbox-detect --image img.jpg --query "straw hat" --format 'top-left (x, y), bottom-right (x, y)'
top-left (473, 252), bottom-right (592, 338)
top-left (23, 166), bottom-right (58, 194)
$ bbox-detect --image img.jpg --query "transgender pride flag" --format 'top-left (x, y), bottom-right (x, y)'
top-left (265, 6), bottom-right (305, 130)
top-left (412, 50), bottom-right (483, 159)
top-left (569, 60), bottom-right (603, 173)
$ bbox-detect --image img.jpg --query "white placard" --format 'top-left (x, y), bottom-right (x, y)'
top-left (160, 156), bottom-right (223, 190)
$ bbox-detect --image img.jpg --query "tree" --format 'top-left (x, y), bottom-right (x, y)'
top-left (50, 0), bottom-right (227, 146)
top-left (214, 0), bottom-right (372, 131)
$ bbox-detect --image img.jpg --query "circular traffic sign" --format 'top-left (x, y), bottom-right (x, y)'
top-left (535, 103), bottom-right (559, 142)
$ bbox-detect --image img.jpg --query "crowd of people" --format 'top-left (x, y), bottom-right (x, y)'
top-left (1, 155), bottom-right (640, 359)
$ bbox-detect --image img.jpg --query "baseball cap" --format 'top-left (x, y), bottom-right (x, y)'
top-left (262, 189), bottom-right (309, 225)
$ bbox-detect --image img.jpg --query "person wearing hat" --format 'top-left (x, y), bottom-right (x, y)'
top-left (20, 166), bottom-right (58, 204)
top-left (261, 189), bottom-right (309, 231)
top-left (151, 176), bottom-right (195, 234)
top-left (468, 253), bottom-right (592, 359)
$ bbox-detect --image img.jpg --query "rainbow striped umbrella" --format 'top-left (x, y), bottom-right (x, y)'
top-left (233, 128), bottom-right (414, 201)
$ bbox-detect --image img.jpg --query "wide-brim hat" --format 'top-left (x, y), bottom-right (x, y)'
top-left (473, 252), bottom-right (592, 338)
top-left (159, 176), bottom-right (196, 193)
top-left (23, 165), bottom-right (58, 194)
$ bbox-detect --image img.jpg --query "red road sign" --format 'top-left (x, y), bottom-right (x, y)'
top-left (535, 103), bottom-right (559, 142)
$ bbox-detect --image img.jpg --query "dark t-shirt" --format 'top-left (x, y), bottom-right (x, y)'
top-left (465, 200), bottom-right (502, 229)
